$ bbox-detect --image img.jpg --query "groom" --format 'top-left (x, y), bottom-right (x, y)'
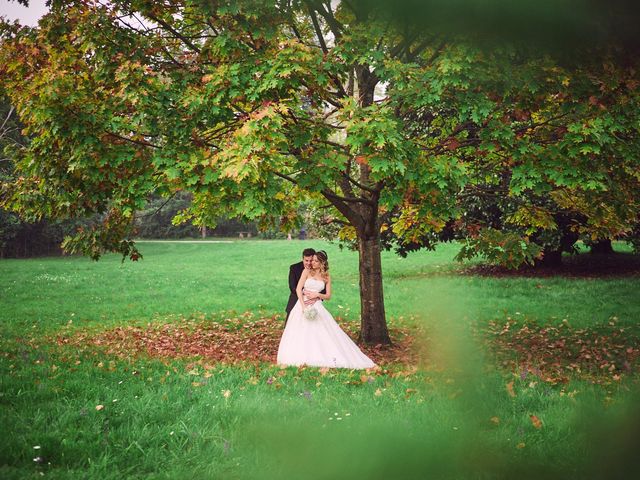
top-left (285, 248), bottom-right (320, 323)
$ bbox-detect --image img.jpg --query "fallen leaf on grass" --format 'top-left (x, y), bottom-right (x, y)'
top-left (506, 381), bottom-right (516, 397)
top-left (530, 415), bottom-right (543, 429)
top-left (95, 405), bottom-right (104, 411)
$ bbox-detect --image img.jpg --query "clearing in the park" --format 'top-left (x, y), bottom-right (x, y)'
top-left (1, 240), bottom-right (639, 479)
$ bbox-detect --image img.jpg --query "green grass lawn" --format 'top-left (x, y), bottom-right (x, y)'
top-left (1, 240), bottom-right (639, 479)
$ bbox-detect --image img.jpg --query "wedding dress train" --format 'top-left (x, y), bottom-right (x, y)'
top-left (277, 277), bottom-right (376, 369)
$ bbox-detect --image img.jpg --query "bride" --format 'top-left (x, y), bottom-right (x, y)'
top-left (277, 250), bottom-right (376, 369)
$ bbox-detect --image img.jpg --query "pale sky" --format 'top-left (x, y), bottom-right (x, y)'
top-left (0, 0), bottom-right (49, 26)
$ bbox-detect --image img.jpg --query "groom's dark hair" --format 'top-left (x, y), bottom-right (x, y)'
top-left (302, 248), bottom-right (316, 257)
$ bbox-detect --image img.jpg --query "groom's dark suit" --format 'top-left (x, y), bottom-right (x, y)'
top-left (285, 261), bottom-right (305, 321)
top-left (285, 261), bottom-right (325, 322)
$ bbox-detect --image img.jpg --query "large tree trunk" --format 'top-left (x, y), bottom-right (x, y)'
top-left (357, 234), bottom-right (391, 345)
top-left (336, 65), bottom-right (390, 345)
top-left (537, 248), bottom-right (563, 267)
top-left (535, 230), bottom-right (579, 267)
top-left (590, 239), bottom-right (614, 254)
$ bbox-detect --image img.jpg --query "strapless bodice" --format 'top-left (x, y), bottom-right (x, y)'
top-left (304, 277), bottom-right (325, 292)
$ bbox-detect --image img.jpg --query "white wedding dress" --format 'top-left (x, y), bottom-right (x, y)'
top-left (277, 277), bottom-right (376, 369)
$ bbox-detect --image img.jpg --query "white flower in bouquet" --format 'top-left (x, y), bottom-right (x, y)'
top-left (303, 307), bottom-right (318, 320)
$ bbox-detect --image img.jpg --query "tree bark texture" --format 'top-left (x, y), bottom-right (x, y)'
top-left (357, 235), bottom-right (391, 345)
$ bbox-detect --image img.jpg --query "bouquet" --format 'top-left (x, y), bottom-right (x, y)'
top-left (303, 306), bottom-right (318, 320)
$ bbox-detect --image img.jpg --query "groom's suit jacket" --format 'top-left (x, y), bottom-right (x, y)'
top-left (285, 261), bottom-right (305, 320)
top-left (285, 261), bottom-right (326, 321)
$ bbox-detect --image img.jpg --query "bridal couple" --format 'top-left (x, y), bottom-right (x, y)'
top-left (277, 248), bottom-right (376, 369)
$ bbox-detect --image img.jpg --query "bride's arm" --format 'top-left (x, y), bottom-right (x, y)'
top-left (296, 269), bottom-right (309, 307)
top-left (316, 275), bottom-right (331, 301)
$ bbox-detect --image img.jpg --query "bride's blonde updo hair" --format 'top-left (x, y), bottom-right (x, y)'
top-left (314, 250), bottom-right (329, 279)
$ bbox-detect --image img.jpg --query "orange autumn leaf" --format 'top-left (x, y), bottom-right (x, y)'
top-left (506, 381), bottom-right (516, 397)
top-left (530, 415), bottom-right (543, 429)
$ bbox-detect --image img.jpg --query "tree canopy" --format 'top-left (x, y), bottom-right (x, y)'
top-left (1, 0), bottom-right (639, 342)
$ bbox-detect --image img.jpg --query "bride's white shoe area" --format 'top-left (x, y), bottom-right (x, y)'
top-left (277, 278), bottom-right (376, 369)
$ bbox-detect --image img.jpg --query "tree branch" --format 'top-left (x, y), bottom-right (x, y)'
top-left (104, 131), bottom-right (160, 149)
top-left (274, 169), bottom-right (372, 207)
top-left (342, 171), bottom-right (382, 194)
top-left (135, 191), bottom-right (179, 218)
top-left (147, 14), bottom-right (202, 54)
top-left (308, 7), bottom-right (328, 54)
top-left (321, 188), bottom-right (375, 206)
top-left (273, 170), bottom-right (299, 185)
top-left (321, 188), bottom-right (365, 229)
top-left (423, 38), bottom-right (447, 65)
top-left (307, 1), bottom-right (344, 39)
top-left (389, 32), bottom-right (418, 59)
top-left (0, 106), bottom-right (15, 134)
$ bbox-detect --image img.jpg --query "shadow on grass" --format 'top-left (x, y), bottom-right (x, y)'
top-left (463, 252), bottom-right (640, 278)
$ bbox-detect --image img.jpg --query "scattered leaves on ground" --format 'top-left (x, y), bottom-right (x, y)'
top-left (42, 311), bottom-right (640, 383)
top-left (55, 315), bottom-right (419, 367)
top-left (485, 317), bottom-right (640, 384)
